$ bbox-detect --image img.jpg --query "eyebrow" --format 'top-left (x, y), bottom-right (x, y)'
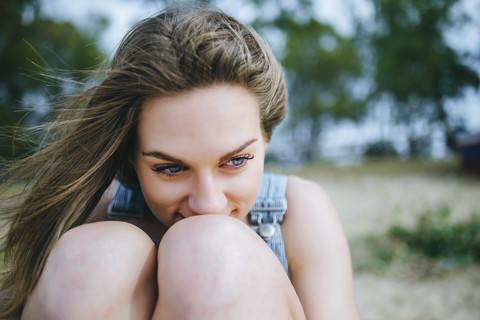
top-left (142, 138), bottom-right (258, 164)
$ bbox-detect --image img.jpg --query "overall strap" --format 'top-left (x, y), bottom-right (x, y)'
top-left (107, 182), bottom-right (145, 220)
top-left (249, 172), bottom-right (289, 276)
top-left (108, 174), bottom-right (291, 275)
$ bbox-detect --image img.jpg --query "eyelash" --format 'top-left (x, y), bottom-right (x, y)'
top-left (221, 154), bottom-right (254, 169)
top-left (152, 164), bottom-right (186, 177)
top-left (152, 154), bottom-right (254, 177)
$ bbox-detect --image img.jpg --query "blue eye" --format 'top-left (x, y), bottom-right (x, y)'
top-left (153, 164), bottom-right (186, 176)
top-left (223, 155), bottom-right (254, 169)
top-left (229, 158), bottom-right (246, 166)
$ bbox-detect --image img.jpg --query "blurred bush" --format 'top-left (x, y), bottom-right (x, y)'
top-left (353, 204), bottom-right (480, 276)
top-left (0, 0), bottom-right (106, 159)
top-left (389, 205), bottom-right (480, 264)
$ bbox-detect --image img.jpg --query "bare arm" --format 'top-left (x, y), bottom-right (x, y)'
top-left (282, 175), bottom-right (361, 319)
top-left (86, 181), bottom-right (116, 223)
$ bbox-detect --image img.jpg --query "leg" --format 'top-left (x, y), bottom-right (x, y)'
top-left (22, 221), bottom-right (157, 320)
top-left (152, 215), bottom-right (306, 320)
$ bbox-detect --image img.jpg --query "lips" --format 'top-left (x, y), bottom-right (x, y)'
top-left (168, 208), bottom-right (245, 226)
top-left (172, 211), bottom-right (185, 225)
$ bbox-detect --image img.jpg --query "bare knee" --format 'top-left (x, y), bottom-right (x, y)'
top-left (155, 216), bottom-right (301, 319)
top-left (22, 221), bottom-right (157, 320)
top-left (158, 216), bottom-right (265, 300)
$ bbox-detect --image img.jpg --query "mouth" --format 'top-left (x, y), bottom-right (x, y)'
top-left (169, 209), bottom-right (242, 225)
top-left (172, 211), bottom-right (185, 224)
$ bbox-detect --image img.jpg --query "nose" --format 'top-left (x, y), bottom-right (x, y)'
top-left (188, 174), bottom-right (228, 215)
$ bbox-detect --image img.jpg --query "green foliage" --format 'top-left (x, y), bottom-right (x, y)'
top-left (281, 17), bottom-right (363, 119)
top-left (363, 141), bottom-right (398, 158)
top-left (2, 0), bottom-right (479, 163)
top-left (252, 0), bottom-right (480, 162)
top-left (371, 0), bottom-right (479, 101)
top-left (272, 15), bottom-right (364, 161)
top-left (367, 0), bottom-right (480, 154)
top-left (388, 205), bottom-right (480, 263)
top-left (0, 0), bottom-right (106, 159)
top-left (354, 204), bottom-right (480, 275)
top-left (358, 234), bottom-right (400, 272)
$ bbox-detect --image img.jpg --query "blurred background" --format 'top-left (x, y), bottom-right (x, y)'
top-left (1, 0), bottom-right (480, 318)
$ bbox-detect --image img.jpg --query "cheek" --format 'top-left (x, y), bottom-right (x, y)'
top-left (134, 165), bottom-right (178, 217)
top-left (139, 180), bottom-right (185, 224)
top-left (228, 156), bottom-right (265, 214)
top-left (140, 177), bottom-right (180, 211)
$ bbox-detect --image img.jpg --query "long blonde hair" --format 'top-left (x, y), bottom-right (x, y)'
top-left (0, 6), bottom-right (286, 316)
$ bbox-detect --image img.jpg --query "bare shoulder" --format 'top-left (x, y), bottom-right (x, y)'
top-left (284, 175), bottom-right (338, 225)
top-left (282, 175), bottom-right (361, 319)
top-left (285, 175), bottom-right (330, 203)
top-left (86, 180), bottom-right (117, 223)
top-left (282, 174), bottom-right (349, 269)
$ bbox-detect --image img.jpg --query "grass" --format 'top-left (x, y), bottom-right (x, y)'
top-left (389, 204), bottom-right (480, 263)
top-left (269, 158), bottom-right (480, 277)
top-left (351, 204), bottom-right (480, 277)
top-left (267, 157), bottom-right (465, 182)
top-left (289, 158), bottom-right (480, 318)
top-left (275, 158), bottom-right (480, 277)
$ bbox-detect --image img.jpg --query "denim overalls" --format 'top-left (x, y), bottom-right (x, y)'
top-left (108, 172), bottom-right (289, 275)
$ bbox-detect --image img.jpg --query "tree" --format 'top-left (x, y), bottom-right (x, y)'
top-left (275, 16), bottom-right (364, 161)
top-left (0, 0), bottom-right (106, 159)
top-left (366, 0), bottom-right (479, 156)
top-left (238, 0), bottom-right (365, 161)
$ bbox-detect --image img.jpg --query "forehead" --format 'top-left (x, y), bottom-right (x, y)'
top-left (137, 84), bottom-right (262, 152)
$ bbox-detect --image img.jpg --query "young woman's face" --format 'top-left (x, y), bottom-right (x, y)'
top-left (132, 84), bottom-right (267, 227)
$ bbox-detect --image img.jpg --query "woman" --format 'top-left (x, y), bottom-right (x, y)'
top-left (0, 6), bottom-right (360, 319)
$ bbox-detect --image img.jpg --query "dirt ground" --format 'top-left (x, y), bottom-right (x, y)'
top-left (273, 159), bottom-right (480, 320)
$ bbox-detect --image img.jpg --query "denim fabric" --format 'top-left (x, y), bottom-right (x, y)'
top-left (249, 173), bottom-right (289, 276)
top-left (108, 172), bottom-right (290, 276)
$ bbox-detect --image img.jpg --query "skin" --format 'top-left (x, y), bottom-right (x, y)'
top-left (132, 84), bottom-right (266, 228)
top-left (26, 83), bottom-right (360, 319)
top-left (130, 83), bottom-right (361, 318)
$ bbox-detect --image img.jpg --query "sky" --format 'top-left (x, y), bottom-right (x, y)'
top-left (38, 0), bottom-right (480, 161)
top-left (39, 0), bottom-right (373, 53)
top-left (39, 0), bottom-right (480, 52)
